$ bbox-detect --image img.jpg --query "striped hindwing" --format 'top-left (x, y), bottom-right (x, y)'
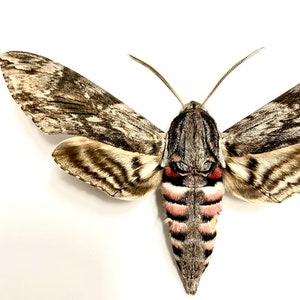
top-left (53, 137), bottom-right (163, 200)
top-left (222, 83), bottom-right (300, 203)
top-left (0, 51), bottom-right (165, 199)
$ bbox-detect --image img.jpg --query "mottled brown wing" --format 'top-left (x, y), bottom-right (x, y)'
top-left (0, 51), bottom-right (164, 155)
top-left (53, 137), bottom-right (163, 200)
top-left (221, 84), bottom-right (300, 203)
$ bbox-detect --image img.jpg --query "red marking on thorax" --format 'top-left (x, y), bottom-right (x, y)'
top-left (208, 167), bottom-right (222, 179)
top-left (164, 166), bottom-right (180, 178)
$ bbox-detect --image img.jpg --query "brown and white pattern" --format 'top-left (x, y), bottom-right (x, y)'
top-left (1, 51), bottom-right (300, 295)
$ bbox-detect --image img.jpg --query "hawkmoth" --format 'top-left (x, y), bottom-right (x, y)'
top-left (1, 50), bottom-right (300, 295)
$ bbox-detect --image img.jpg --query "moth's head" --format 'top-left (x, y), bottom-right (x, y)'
top-left (179, 100), bottom-right (203, 112)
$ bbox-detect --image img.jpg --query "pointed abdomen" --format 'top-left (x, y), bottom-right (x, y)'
top-left (161, 169), bottom-right (224, 295)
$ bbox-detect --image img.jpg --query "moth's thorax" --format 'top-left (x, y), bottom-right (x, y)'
top-left (162, 101), bottom-right (224, 179)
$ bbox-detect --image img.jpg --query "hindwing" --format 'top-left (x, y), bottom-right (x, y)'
top-left (53, 137), bottom-right (163, 200)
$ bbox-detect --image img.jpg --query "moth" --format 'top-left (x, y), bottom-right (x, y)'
top-left (1, 49), bottom-right (300, 295)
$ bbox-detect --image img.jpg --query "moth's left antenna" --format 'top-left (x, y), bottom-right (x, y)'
top-left (129, 54), bottom-right (185, 107)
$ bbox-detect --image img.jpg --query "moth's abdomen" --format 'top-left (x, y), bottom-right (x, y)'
top-left (161, 167), bottom-right (224, 295)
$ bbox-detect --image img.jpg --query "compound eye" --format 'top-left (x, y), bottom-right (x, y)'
top-left (170, 161), bottom-right (190, 174)
top-left (202, 160), bottom-right (216, 173)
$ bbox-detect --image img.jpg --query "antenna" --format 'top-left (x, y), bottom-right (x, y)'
top-left (130, 48), bottom-right (263, 108)
top-left (201, 47), bottom-right (264, 106)
top-left (129, 54), bottom-right (185, 107)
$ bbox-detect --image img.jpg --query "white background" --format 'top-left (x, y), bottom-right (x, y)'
top-left (1, 1), bottom-right (300, 299)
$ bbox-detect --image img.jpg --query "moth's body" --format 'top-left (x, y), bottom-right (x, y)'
top-left (161, 101), bottom-right (225, 293)
top-left (1, 51), bottom-right (300, 295)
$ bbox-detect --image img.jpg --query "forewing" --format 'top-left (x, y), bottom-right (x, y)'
top-left (222, 84), bottom-right (300, 155)
top-left (222, 84), bottom-right (300, 203)
top-left (53, 136), bottom-right (163, 200)
top-left (0, 51), bottom-right (164, 155)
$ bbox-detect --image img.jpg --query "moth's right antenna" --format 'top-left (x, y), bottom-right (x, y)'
top-left (201, 47), bottom-right (264, 106)
top-left (129, 54), bottom-right (185, 107)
